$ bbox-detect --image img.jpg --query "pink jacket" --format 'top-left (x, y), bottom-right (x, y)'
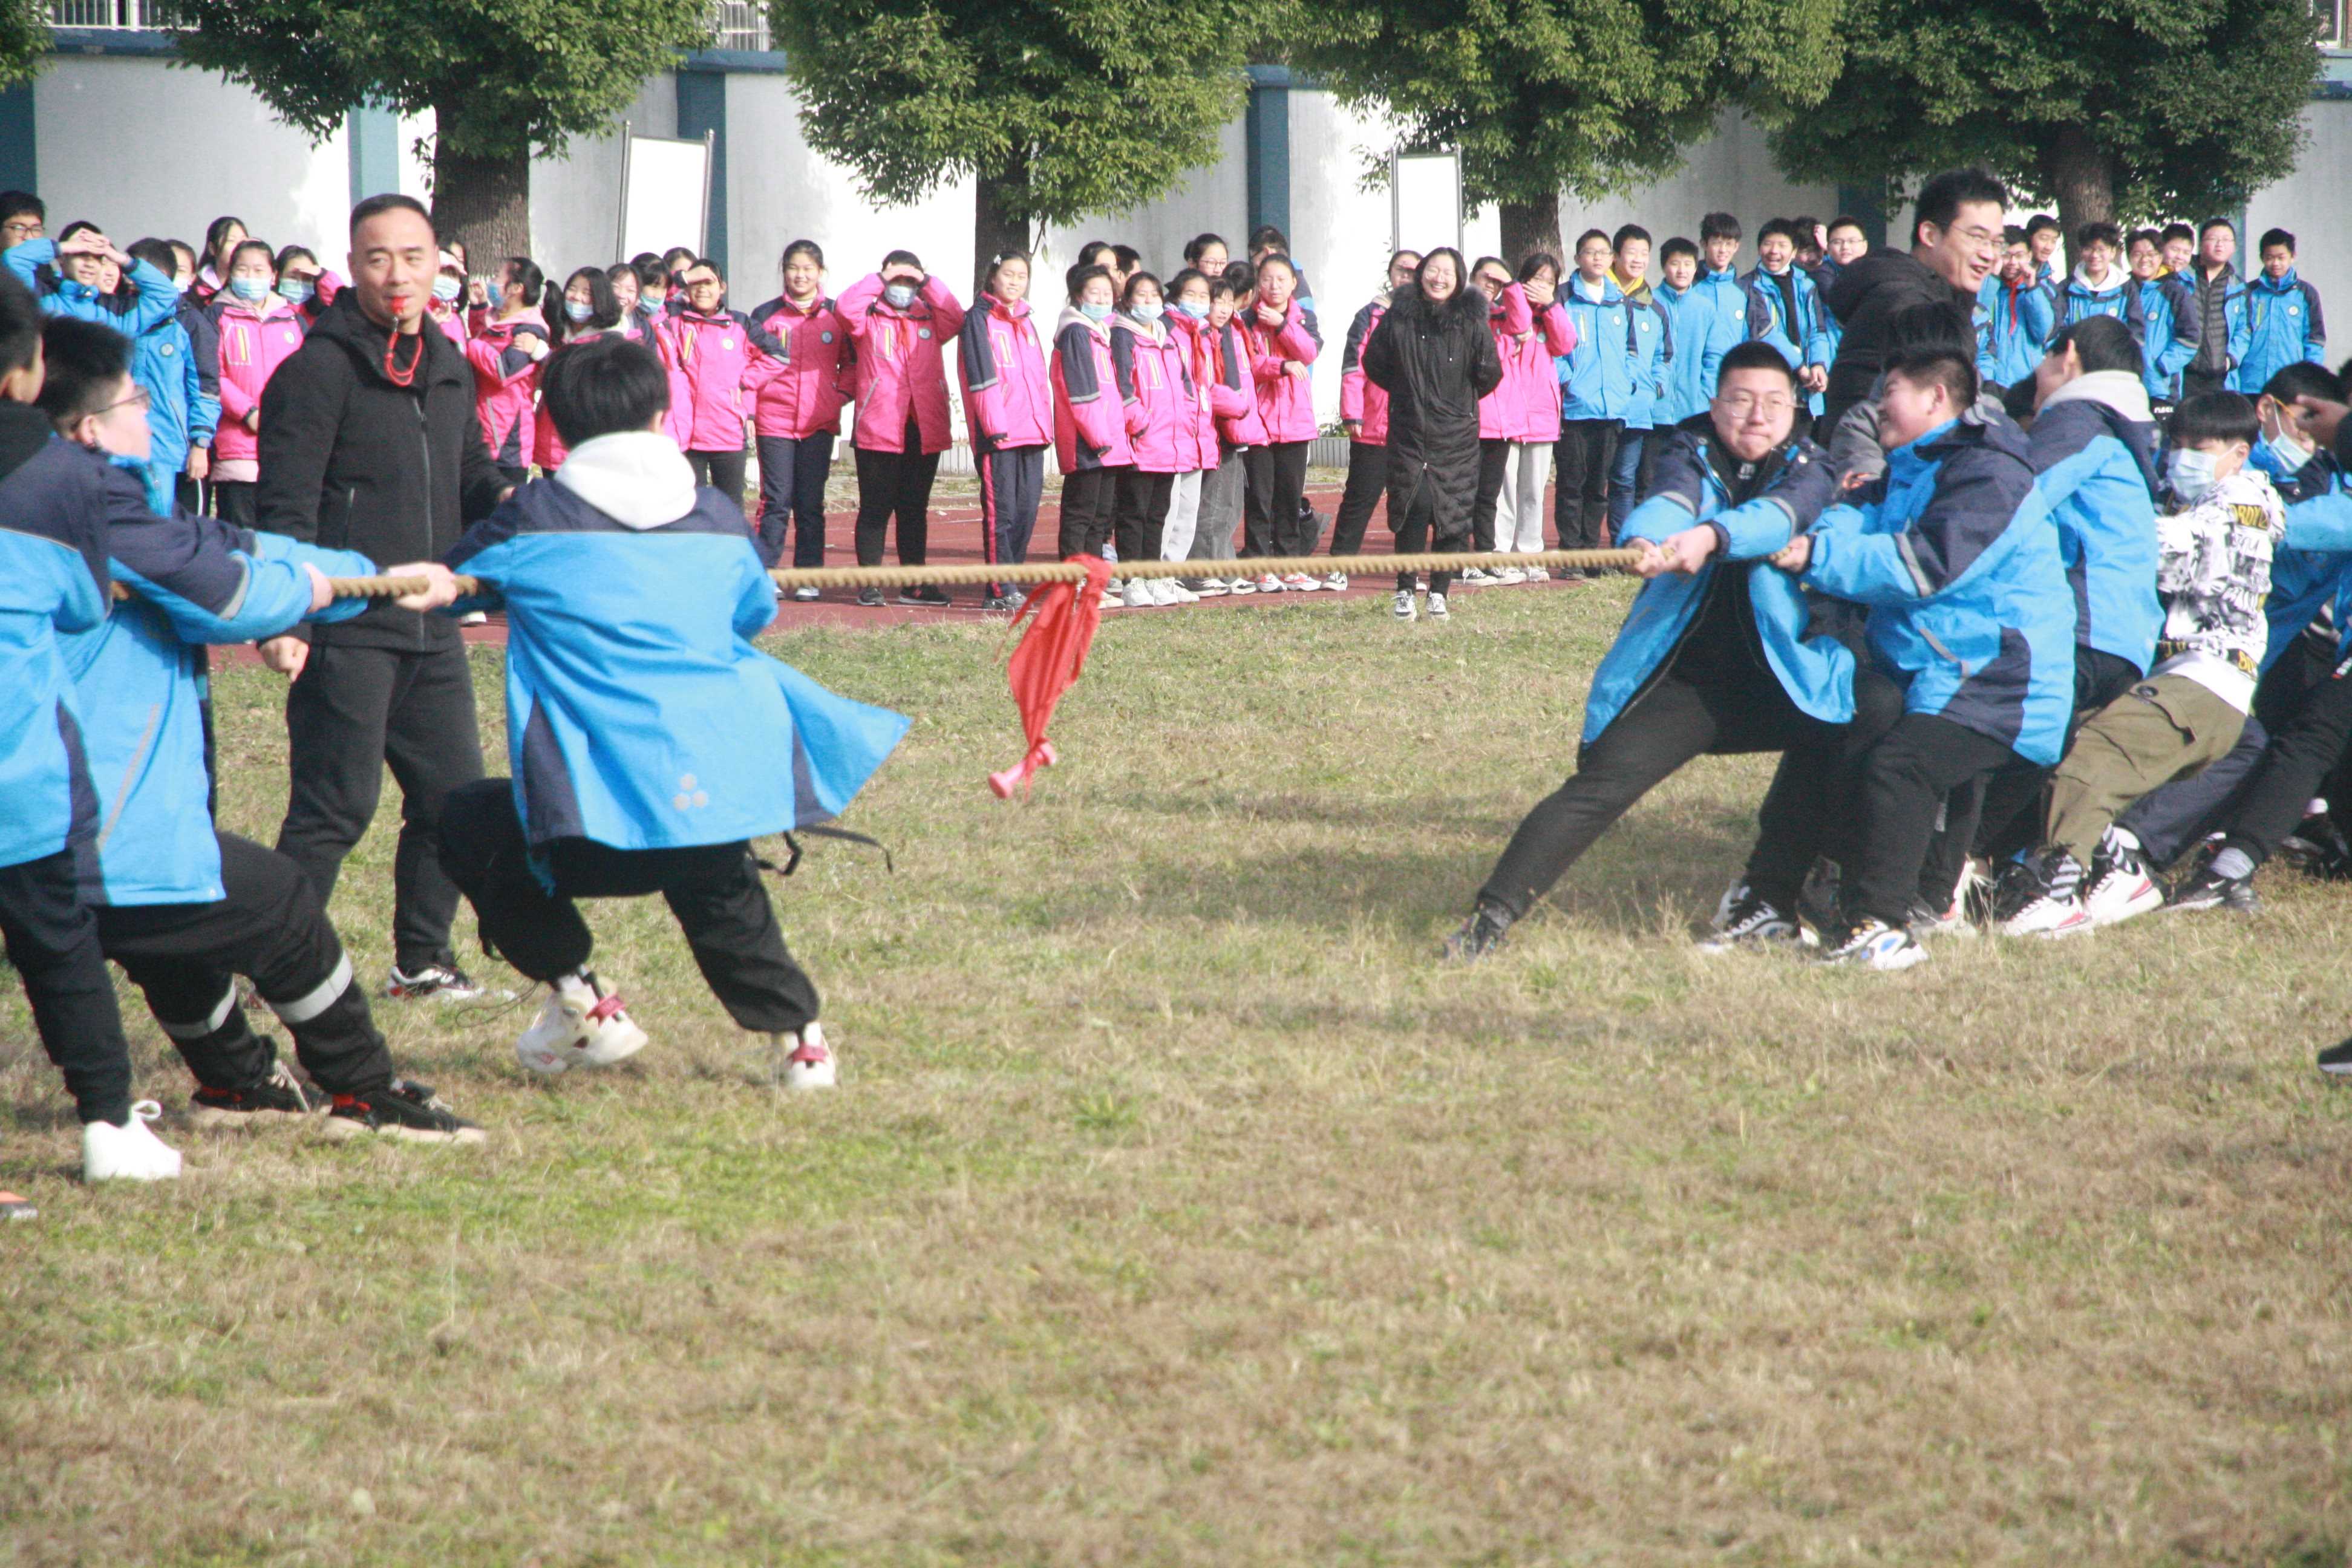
top-left (958, 292), bottom-right (1051, 452)
top-left (1508, 290), bottom-right (1576, 439)
top-left (1210, 318), bottom-right (1269, 449)
top-left (657, 308), bottom-right (780, 452)
top-left (838, 272), bottom-right (966, 454)
top-left (1478, 284), bottom-right (1537, 439)
top-left (533, 324), bottom-right (630, 471)
top-left (1051, 304), bottom-right (1134, 474)
top-left (745, 295), bottom-right (851, 440)
top-left (466, 313), bottom-right (549, 468)
top-left (1109, 312), bottom-right (1198, 474)
top-left (212, 297), bottom-right (308, 465)
top-left (1339, 298), bottom-right (1391, 446)
top-left (1240, 298), bottom-right (1322, 445)
top-left (1166, 312), bottom-right (1244, 470)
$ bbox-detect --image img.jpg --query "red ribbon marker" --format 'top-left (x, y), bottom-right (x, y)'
top-left (989, 555), bottom-right (1113, 798)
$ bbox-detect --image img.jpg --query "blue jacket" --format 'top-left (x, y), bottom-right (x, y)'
top-left (0, 408), bottom-right (111, 870)
top-left (131, 313), bottom-right (216, 482)
top-left (1621, 296), bottom-right (1672, 431)
top-left (2026, 376), bottom-right (2162, 673)
top-left (2253, 445), bottom-right (2352, 671)
top-left (1741, 265), bottom-right (1833, 413)
top-left (1650, 282), bottom-right (1716, 425)
top-left (1802, 410), bottom-right (2076, 765)
top-left (443, 433), bottom-right (907, 858)
top-left (1557, 275), bottom-right (1635, 422)
top-left (1976, 275), bottom-right (2056, 389)
top-left (2051, 269), bottom-right (2146, 347)
top-left (1581, 421), bottom-right (1849, 745)
top-left (1809, 261), bottom-right (1844, 364)
top-left (4, 240), bottom-right (181, 338)
top-left (1690, 267), bottom-right (1752, 405)
top-left (61, 475), bottom-right (372, 906)
top-left (2134, 273), bottom-right (2200, 401)
top-left (2232, 269), bottom-right (2326, 396)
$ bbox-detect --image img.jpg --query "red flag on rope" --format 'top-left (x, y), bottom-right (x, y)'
top-left (988, 555), bottom-right (1114, 798)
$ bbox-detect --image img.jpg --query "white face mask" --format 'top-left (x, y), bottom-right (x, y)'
top-left (2261, 410), bottom-right (2314, 475)
top-left (2167, 448), bottom-right (2221, 504)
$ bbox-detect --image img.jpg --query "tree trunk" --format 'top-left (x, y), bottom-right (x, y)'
top-left (430, 115), bottom-right (532, 275)
top-left (2042, 125), bottom-right (2115, 278)
top-left (975, 158), bottom-right (1033, 296)
top-left (1500, 193), bottom-right (1563, 268)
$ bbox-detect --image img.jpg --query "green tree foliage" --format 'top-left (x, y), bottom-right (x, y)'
top-left (1766, 0), bottom-right (2319, 248)
top-left (168, 0), bottom-right (715, 262)
top-left (766, 0), bottom-right (1258, 274)
top-left (1298, 0), bottom-right (1847, 261)
top-left (0, 1), bottom-right (47, 92)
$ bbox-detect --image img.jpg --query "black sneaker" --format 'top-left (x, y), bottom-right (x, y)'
top-left (2281, 814), bottom-right (2352, 879)
top-left (980, 593), bottom-right (1022, 614)
top-left (325, 1080), bottom-right (485, 1145)
top-left (1698, 880), bottom-right (1802, 953)
top-left (2319, 1037), bottom-right (2352, 1077)
top-left (189, 1062), bottom-right (314, 1127)
top-left (857, 587), bottom-right (884, 608)
top-left (2167, 863), bottom-right (2259, 914)
top-left (897, 584), bottom-right (951, 606)
top-left (385, 963), bottom-right (485, 1002)
top-left (1443, 903), bottom-right (1514, 962)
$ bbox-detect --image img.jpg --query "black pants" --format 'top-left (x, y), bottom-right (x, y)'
top-left (1939, 646), bottom-right (2143, 881)
top-left (497, 462), bottom-right (531, 489)
top-left (852, 417), bottom-right (938, 567)
top-left (1480, 664), bottom-right (1900, 921)
top-left (1386, 463), bottom-right (1462, 595)
top-left (1849, 714), bottom-right (2023, 926)
top-left (1059, 466), bottom-right (1120, 558)
top-left (2216, 655), bottom-right (2352, 868)
top-left (1114, 468), bottom-right (1174, 568)
top-left (0, 846), bottom-right (133, 1125)
top-left (214, 479), bottom-right (256, 526)
top-left (1241, 440), bottom-right (1310, 558)
top-left (176, 474), bottom-right (208, 517)
top-left (687, 448), bottom-right (749, 508)
top-left (753, 432), bottom-right (833, 570)
top-left (976, 443), bottom-right (1045, 595)
top-left (1553, 419), bottom-right (1620, 550)
top-left (94, 834), bottom-right (394, 1098)
top-left (275, 638), bottom-right (484, 973)
top-left (1472, 439), bottom-right (1511, 553)
top-left (1332, 441), bottom-right (1388, 559)
top-left (437, 780), bottom-right (818, 1034)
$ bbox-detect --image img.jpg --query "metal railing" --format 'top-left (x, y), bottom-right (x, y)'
top-left (710, 0), bottom-right (769, 51)
top-left (48, 0), bottom-right (178, 27)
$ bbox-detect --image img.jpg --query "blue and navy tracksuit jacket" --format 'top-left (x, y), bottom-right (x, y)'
top-left (2051, 269), bottom-right (2146, 348)
top-left (1581, 420), bottom-right (1851, 746)
top-left (2232, 269), bottom-right (2327, 396)
top-left (1558, 275), bottom-right (1635, 422)
top-left (1650, 282), bottom-right (1716, 425)
top-left (2134, 273), bottom-right (2201, 401)
top-left (1621, 295), bottom-right (1672, 433)
top-left (2025, 375), bottom-right (2163, 675)
top-left (1976, 275), bottom-right (2056, 389)
top-left (3, 239), bottom-right (182, 337)
top-left (1741, 265), bottom-right (1834, 414)
top-left (1802, 410), bottom-right (2077, 765)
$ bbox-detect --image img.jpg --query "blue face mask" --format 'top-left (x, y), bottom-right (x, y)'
top-left (1131, 302), bottom-right (1165, 322)
top-left (884, 281), bottom-right (919, 309)
top-left (565, 298), bottom-right (595, 323)
top-left (1080, 301), bottom-right (1112, 323)
top-left (2261, 415), bottom-right (2314, 476)
top-left (276, 278), bottom-right (313, 305)
top-left (229, 277), bottom-right (269, 303)
top-left (432, 276), bottom-right (461, 304)
top-left (1174, 299), bottom-right (1209, 319)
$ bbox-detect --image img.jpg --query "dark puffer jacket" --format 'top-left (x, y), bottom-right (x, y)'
top-left (1362, 283), bottom-right (1504, 541)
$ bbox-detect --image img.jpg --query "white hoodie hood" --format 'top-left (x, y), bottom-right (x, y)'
top-left (2040, 368), bottom-right (2153, 426)
top-left (554, 430), bottom-right (700, 531)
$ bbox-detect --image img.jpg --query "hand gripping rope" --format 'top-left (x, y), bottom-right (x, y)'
top-left (237, 545), bottom-right (1644, 796)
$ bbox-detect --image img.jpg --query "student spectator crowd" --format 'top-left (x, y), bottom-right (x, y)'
top-left (7, 158), bottom-right (2352, 1198)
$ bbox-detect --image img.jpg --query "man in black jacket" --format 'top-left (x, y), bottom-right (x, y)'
top-left (1821, 168), bottom-right (2008, 432)
top-left (256, 194), bottom-right (511, 1000)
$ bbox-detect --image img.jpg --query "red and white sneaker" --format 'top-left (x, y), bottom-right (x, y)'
top-left (783, 1022), bottom-right (837, 1091)
top-left (515, 970), bottom-right (648, 1075)
top-left (1282, 572), bottom-right (1320, 592)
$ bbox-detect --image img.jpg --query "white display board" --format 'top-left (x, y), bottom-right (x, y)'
top-left (616, 126), bottom-right (714, 261)
top-left (1390, 150), bottom-right (1463, 256)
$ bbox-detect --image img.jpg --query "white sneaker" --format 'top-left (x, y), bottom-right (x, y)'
top-left (515, 971), bottom-right (648, 1076)
top-left (1393, 589), bottom-right (1417, 621)
top-left (2085, 858), bottom-right (2164, 926)
top-left (1123, 578), bottom-right (1154, 609)
top-left (784, 1021), bottom-right (837, 1091)
top-left (1098, 584), bottom-right (1124, 609)
top-left (1525, 566), bottom-right (1550, 582)
top-left (1226, 575), bottom-right (1256, 595)
top-left (1256, 573), bottom-right (1284, 593)
top-left (1496, 567), bottom-right (1527, 585)
top-left (1426, 592), bottom-right (1449, 618)
top-left (1161, 578), bottom-right (1198, 604)
top-left (1196, 577), bottom-right (1230, 597)
top-left (1458, 567), bottom-right (1495, 587)
top-left (83, 1102), bottom-right (181, 1183)
top-left (1283, 572), bottom-right (1319, 592)
top-left (1323, 570), bottom-right (1347, 592)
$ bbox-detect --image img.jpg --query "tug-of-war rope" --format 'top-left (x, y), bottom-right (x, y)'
top-left (240, 546), bottom-right (1642, 798)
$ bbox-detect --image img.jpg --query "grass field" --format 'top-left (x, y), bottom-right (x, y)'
top-left (6, 580), bottom-right (2352, 1566)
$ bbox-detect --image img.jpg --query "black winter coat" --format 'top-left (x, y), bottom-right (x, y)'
top-left (256, 291), bottom-right (511, 650)
top-left (1822, 250), bottom-right (1980, 431)
top-left (1362, 286), bottom-right (1504, 541)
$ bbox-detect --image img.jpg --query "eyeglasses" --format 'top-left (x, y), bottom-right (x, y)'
top-left (1714, 393), bottom-right (1795, 416)
top-left (99, 386), bottom-right (151, 416)
top-left (1949, 224), bottom-right (2004, 251)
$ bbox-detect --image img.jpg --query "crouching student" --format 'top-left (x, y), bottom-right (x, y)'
top-left (38, 316), bottom-right (482, 1146)
top-left (1772, 345), bottom-right (2076, 970)
top-left (1446, 342), bottom-right (1864, 959)
top-left (1991, 392), bottom-right (2283, 935)
top-left (404, 338), bottom-right (907, 1086)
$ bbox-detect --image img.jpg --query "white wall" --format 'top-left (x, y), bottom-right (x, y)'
top-left (1040, 117), bottom-right (1246, 278)
top-left (2247, 100), bottom-right (2352, 364)
top-left (529, 76), bottom-right (675, 272)
top-left (1557, 108), bottom-right (1839, 261)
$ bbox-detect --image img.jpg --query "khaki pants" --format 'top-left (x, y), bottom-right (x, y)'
top-left (2046, 675), bottom-right (2246, 863)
